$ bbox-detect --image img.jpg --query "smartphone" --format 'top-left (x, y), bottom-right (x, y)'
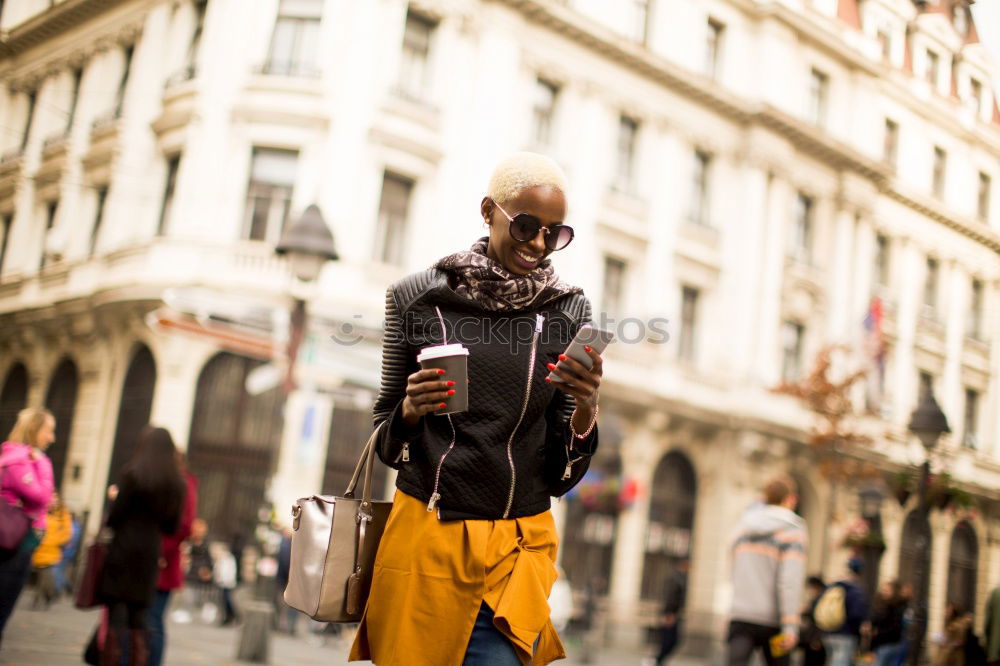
top-left (546, 324), bottom-right (615, 383)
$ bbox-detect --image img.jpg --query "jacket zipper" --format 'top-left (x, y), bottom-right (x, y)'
top-left (426, 415), bottom-right (456, 512)
top-left (502, 313), bottom-right (545, 519)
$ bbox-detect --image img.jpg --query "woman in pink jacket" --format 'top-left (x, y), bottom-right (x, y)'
top-left (0, 407), bottom-right (56, 646)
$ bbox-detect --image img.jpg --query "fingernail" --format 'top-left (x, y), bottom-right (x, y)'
top-left (545, 377), bottom-right (551, 383)
top-left (446, 381), bottom-right (455, 387)
top-left (447, 390), bottom-right (455, 396)
top-left (584, 346), bottom-right (592, 352)
top-left (558, 354), bottom-right (567, 361)
top-left (546, 363), bottom-right (556, 370)
top-left (438, 402), bottom-right (447, 408)
top-left (437, 369), bottom-right (446, 375)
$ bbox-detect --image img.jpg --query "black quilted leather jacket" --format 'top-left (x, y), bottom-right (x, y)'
top-left (373, 269), bottom-right (598, 521)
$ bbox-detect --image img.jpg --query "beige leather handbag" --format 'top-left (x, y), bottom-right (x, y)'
top-left (283, 424), bottom-right (392, 622)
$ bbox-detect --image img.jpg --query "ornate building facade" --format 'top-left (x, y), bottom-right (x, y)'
top-left (0, 0), bottom-right (998, 656)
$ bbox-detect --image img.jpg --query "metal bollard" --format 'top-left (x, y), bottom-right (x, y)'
top-left (236, 572), bottom-right (277, 663)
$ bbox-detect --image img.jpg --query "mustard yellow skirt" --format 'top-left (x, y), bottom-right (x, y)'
top-left (349, 490), bottom-right (566, 665)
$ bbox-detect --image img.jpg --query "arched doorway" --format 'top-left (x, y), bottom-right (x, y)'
top-left (641, 451), bottom-right (697, 600)
top-left (0, 362), bottom-right (28, 441)
top-left (187, 353), bottom-right (284, 539)
top-left (107, 346), bottom-right (157, 486)
top-left (560, 450), bottom-right (623, 594)
top-left (947, 521), bottom-right (978, 612)
top-left (45, 358), bottom-right (78, 490)
top-left (898, 509), bottom-right (931, 590)
top-left (321, 395), bottom-right (388, 499)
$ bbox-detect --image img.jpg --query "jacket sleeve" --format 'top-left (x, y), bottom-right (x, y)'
top-left (7, 452), bottom-right (55, 511)
top-left (372, 286), bottom-right (420, 469)
top-left (777, 528), bottom-right (808, 636)
top-left (543, 296), bottom-right (599, 496)
top-left (106, 476), bottom-right (135, 529)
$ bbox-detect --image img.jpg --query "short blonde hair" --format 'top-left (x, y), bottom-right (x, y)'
top-left (486, 152), bottom-right (568, 205)
top-left (7, 407), bottom-right (54, 448)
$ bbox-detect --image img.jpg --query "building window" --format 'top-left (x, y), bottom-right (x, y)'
top-left (66, 68), bottom-right (83, 134)
top-left (90, 188), bottom-right (107, 256)
top-left (883, 119), bottom-right (898, 168)
top-left (781, 321), bottom-right (805, 382)
top-left (808, 68), bottom-right (828, 127)
top-left (678, 285), bottom-right (699, 363)
top-left (705, 19), bottom-right (724, 80)
top-left (157, 155), bottom-right (181, 236)
top-left (243, 148), bottom-right (298, 244)
top-left (923, 257), bottom-right (938, 313)
top-left (265, 0), bottom-right (322, 77)
top-left (114, 45), bottom-right (134, 118)
top-left (967, 279), bottom-right (982, 340)
top-left (873, 233), bottom-right (890, 290)
top-left (925, 49), bottom-right (939, 87)
top-left (41, 200), bottom-right (58, 268)
top-left (21, 90), bottom-right (36, 151)
top-left (876, 27), bottom-right (891, 61)
top-left (688, 150), bottom-right (711, 225)
top-left (962, 388), bottom-right (978, 449)
top-left (977, 172), bottom-right (990, 221)
top-left (185, 0), bottom-right (208, 78)
top-left (0, 214), bottom-right (11, 274)
top-left (602, 256), bottom-right (627, 317)
top-left (531, 78), bottom-right (558, 147)
top-left (634, 0), bottom-right (651, 44)
top-left (969, 78), bottom-right (982, 115)
top-left (918, 371), bottom-right (934, 402)
top-left (398, 10), bottom-right (435, 101)
top-left (790, 193), bottom-right (813, 263)
top-left (373, 172), bottom-right (413, 266)
top-left (615, 115), bottom-right (639, 192)
top-left (932, 146), bottom-right (946, 198)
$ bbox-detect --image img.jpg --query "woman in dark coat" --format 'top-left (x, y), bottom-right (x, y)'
top-left (99, 426), bottom-right (185, 666)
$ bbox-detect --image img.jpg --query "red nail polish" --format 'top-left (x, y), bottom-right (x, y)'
top-left (558, 354), bottom-right (567, 361)
top-left (446, 381), bottom-right (455, 387)
top-left (437, 369), bottom-right (446, 375)
top-left (438, 402), bottom-right (447, 408)
top-left (545, 377), bottom-right (551, 383)
top-left (584, 346), bottom-right (592, 352)
top-left (547, 363), bottom-right (556, 370)
top-left (447, 390), bottom-right (455, 396)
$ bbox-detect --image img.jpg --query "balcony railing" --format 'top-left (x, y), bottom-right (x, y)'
top-left (255, 61), bottom-right (321, 79)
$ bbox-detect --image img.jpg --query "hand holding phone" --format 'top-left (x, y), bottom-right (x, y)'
top-left (546, 325), bottom-right (614, 384)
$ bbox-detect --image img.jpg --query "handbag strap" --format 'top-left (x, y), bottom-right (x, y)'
top-left (343, 423), bottom-right (385, 502)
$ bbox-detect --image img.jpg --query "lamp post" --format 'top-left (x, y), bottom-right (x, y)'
top-left (857, 483), bottom-right (885, 601)
top-left (238, 205), bottom-right (337, 664)
top-left (905, 391), bottom-right (950, 666)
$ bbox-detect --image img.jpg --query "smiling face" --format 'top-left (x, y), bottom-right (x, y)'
top-left (481, 185), bottom-right (567, 276)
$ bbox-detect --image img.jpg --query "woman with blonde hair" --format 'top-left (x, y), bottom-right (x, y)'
top-left (0, 407), bottom-right (56, 644)
top-left (350, 152), bottom-right (604, 665)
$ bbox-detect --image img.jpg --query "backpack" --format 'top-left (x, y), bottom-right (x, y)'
top-left (814, 584), bottom-right (846, 632)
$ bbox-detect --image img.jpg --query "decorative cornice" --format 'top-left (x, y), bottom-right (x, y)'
top-left (0, 0), bottom-right (134, 56)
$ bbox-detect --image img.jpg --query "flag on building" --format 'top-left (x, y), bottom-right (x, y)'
top-left (862, 296), bottom-right (886, 414)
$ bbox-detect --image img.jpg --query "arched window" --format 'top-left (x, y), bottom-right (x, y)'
top-left (321, 395), bottom-right (388, 499)
top-left (107, 346), bottom-right (157, 486)
top-left (0, 362), bottom-right (28, 441)
top-left (560, 451), bottom-right (623, 593)
top-left (947, 521), bottom-right (978, 613)
top-left (641, 451), bottom-right (697, 600)
top-left (187, 353), bottom-right (284, 539)
top-left (898, 509), bottom-right (931, 590)
top-left (45, 359), bottom-right (78, 490)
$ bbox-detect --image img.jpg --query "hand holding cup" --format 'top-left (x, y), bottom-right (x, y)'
top-left (401, 368), bottom-right (458, 426)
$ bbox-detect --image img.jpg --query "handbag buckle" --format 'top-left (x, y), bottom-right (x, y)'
top-left (291, 504), bottom-right (301, 531)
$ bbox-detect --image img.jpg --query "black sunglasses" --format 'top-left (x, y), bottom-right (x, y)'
top-left (493, 200), bottom-right (575, 251)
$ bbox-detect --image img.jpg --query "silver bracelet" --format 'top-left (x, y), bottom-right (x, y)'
top-left (570, 405), bottom-right (599, 440)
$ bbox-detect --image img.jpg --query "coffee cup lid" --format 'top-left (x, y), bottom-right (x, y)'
top-left (417, 343), bottom-right (469, 362)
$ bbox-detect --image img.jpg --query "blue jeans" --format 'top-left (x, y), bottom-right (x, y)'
top-left (876, 642), bottom-right (906, 666)
top-left (462, 602), bottom-right (521, 666)
top-left (147, 589), bottom-right (171, 666)
top-left (823, 634), bottom-right (858, 666)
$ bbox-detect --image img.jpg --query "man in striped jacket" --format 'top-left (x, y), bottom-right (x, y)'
top-left (727, 474), bottom-right (808, 666)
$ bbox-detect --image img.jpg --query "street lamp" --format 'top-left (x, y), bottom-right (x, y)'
top-left (858, 484), bottom-right (885, 521)
top-left (906, 391), bottom-right (950, 666)
top-left (857, 483), bottom-right (885, 601)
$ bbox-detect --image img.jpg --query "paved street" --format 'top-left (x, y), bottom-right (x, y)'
top-left (0, 590), bottom-right (692, 665)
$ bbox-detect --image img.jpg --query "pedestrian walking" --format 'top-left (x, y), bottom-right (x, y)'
top-left (800, 576), bottom-right (827, 666)
top-left (934, 603), bottom-right (973, 666)
top-left (986, 586), bottom-right (1000, 666)
top-left (275, 527), bottom-right (298, 635)
top-left (727, 474), bottom-right (807, 666)
top-left (0, 407), bottom-right (56, 647)
top-left (30, 492), bottom-right (72, 608)
top-left (654, 558), bottom-right (690, 665)
top-left (180, 518), bottom-right (214, 623)
top-left (54, 510), bottom-right (81, 596)
top-left (148, 456), bottom-right (197, 666)
top-left (210, 541), bottom-right (238, 626)
top-left (820, 557), bottom-right (869, 666)
top-left (97, 426), bottom-right (185, 666)
top-left (349, 152), bottom-right (602, 666)
top-left (869, 581), bottom-right (907, 666)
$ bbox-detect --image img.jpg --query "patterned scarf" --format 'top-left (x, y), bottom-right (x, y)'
top-left (432, 237), bottom-right (581, 312)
